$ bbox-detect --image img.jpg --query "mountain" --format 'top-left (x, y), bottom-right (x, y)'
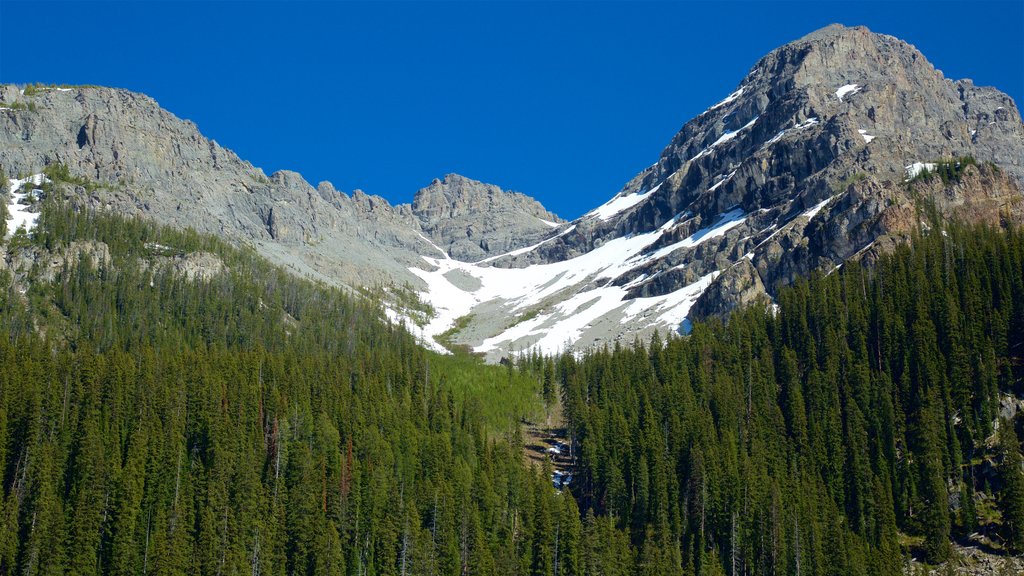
top-left (404, 24), bottom-right (1024, 357)
top-left (0, 84), bottom-right (561, 294)
top-left (2, 24), bottom-right (1023, 359)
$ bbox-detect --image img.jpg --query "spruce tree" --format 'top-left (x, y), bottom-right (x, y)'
top-left (998, 419), bottom-right (1024, 553)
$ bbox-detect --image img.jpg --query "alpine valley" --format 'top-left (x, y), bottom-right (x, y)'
top-left (2, 23), bottom-right (1024, 576)
top-left (3, 24), bottom-right (1022, 360)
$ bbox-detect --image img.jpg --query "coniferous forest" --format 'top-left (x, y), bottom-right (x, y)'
top-left (1, 196), bottom-right (1023, 575)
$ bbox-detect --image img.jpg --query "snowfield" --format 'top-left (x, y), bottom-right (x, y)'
top-left (405, 204), bottom-right (747, 357)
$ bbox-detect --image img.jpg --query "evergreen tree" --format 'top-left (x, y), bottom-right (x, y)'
top-left (998, 419), bottom-right (1024, 554)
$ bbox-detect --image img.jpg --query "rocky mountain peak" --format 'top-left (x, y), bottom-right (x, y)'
top-left (0, 83), bottom-right (560, 291)
top-left (410, 173), bottom-right (563, 261)
top-left (2, 24), bottom-right (1021, 360)
top-left (404, 24), bottom-right (1024, 359)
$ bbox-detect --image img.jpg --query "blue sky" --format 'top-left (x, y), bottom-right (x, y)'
top-left (2, 1), bottom-right (1022, 219)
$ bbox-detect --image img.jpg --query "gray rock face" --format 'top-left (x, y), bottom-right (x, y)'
top-left (504, 24), bottom-right (1024, 323)
top-left (412, 174), bottom-right (562, 261)
top-left (0, 84), bottom-right (561, 291)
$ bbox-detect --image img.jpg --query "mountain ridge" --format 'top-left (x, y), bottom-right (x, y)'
top-left (0, 82), bottom-right (561, 291)
top-left (2, 23), bottom-right (1023, 359)
top-left (404, 24), bottom-right (1024, 358)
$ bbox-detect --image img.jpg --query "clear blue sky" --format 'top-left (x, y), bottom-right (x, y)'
top-left (2, 1), bottom-right (1022, 219)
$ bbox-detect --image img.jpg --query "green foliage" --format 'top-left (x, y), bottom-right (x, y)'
top-left (832, 171), bottom-right (869, 193)
top-left (0, 166), bottom-right (7, 238)
top-left (908, 156), bottom-right (979, 185)
top-left (0, 201), bottom-right (557, 575)
top-left (3, 100), bottom-right (37, 112)
top-left (42, 162), bottom-right (103, 192)
top-left (436, 313), bottom-right (474, 354)
top-left (559, 220), bottom-right (1024, 574)
top-left (3, 193), bottom-right (1023, 575)
top-left (390, 281), bottom-right (436, 327)
top-left (998, 420), bottom-right (1024, 553)
top-left (21, 82), bottom-right (95, 95)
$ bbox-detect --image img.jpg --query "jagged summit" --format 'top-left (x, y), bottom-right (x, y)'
top-left (0, 84), bottom-right (562, 292)
top-left (1, 24), bottom-right (1022, 359)
top-left (411, 173), bottom-right (564, 261)
top-left (407, 24), bottom-right (1024, 357)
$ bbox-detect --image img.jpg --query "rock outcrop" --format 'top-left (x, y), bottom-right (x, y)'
top-left (2, 24), bottom-right (1022, 358)
top-left (413, 174), bottom-right (562, 261)
top-left (497, 24), bottom-right (1024, 323)
top-left (0, 84), bottom-right (561, 290)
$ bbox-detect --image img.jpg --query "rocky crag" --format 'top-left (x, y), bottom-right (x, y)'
top-left (2, 24), bottom-right (1022, 358)
top-left (0, 84), bottom-right (561, 291)
top-left (503, 24), bottom-right (1024, 319)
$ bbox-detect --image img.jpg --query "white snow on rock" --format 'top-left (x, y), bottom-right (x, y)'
top-left (858, 129), bottom-right (875, 143)
top-left (382, 306), bottom-right (451, 355)
top-left (410, 206), bottom-right (748, 356)
top-left (587, 183), bottom-right (661, 222)
top-left (645, 208), bottom-right (746, 261)
top-left (836, 83), bottom-right (862, 101)
top-left (708, 170), bottom-right (737, 192)
top-left (764, 117), bottom-right (819, 147)
top-left (691, 116), bottom-right (759, 162)
top-left (538, 218), bottom-right (560, 228)
top-left (905, 162), bottom-right (937, 180)
top-left (475, 224), bottom-right (577, 265)
top-left (708, 87), bottom-right (744, 112)
top-left (803, 194), bottom-right (839, 221)
top-left (794, 117), bottom-right (820, 130)
top-left (5, 174), bottom-right (49, 239)
top-left (417, 232), bottom-right (450, 259)
top-left (552, 470), bottom-right (571, 490)
top-left (619, 272), bottom-right (719, 328)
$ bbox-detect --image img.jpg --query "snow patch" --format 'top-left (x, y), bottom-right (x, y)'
top-left (857, 129), bottom-right (875, 143)
top-left (619, 272), bottom-right (719, 327)
top-left (475, 224), bottom-right (577, 264)
top-left (646, 208), bottom-right (746, 261)
top-left (764, 117), bottom-right (818, 147)
top-left (708, 87), bottom-right (744, 111)
top-left (382, 306), bottom-right (450, 354)
top-left (905, 162), bottom-right (937, 180)
top-left (836, 84), bottom-right (862, 101)
top-left (587, 183), bottom-right (661, 222)
top-left (417, 232), bottom-right (450, 259)
top-left (411, 205), bottom-right (749, 355)
top-left (691, 116), bottom-right (759, 162)
top-left (803, 194), bottom-right (839, 221)
top-left (5, 174), bottom-right (49, 239)
top-left (538, 218), bottom-right (560, 228)
top-left (708, 170), bottom-right (737, 193)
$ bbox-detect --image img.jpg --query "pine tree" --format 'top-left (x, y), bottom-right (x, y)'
top-left (997, 419), bottom-right (1024, 553)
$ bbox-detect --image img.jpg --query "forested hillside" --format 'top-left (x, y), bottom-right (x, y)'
top-left (559, 213), bottom-right (1024, 574)
top-left (0, 196), bottom-right (580, 576)
top-left (1, 189), bottom-right (1023, 575)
